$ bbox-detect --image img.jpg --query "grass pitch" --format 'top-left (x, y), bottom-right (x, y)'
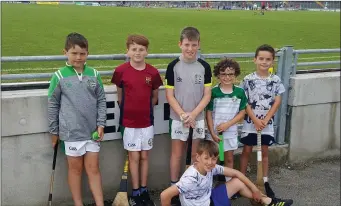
top-left (1, 3), bottom-right (340, 84)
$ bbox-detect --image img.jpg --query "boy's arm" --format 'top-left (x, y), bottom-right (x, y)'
top-left (223, 167), bottom-right (260, 194)
top-left (152, 72), bottom-right (163, 107)
top-left (117, 87), bottom-right (122, 106)
top-left (206, 110), bottom-right (220, 142)
top-left (96, 72), bottom-right (107, 128)
top-left (47, 74), bottom-right (61, 147)
top-left (152, 89), bottom-right (159, 107)
top-left (166, 89), bottom-right (186, 116)
top-left (190, 86), bottom-right (211, 119)
top-left (218, 110), bottom-right (246, 132)
top-left (165, 63), bottom-right (186, 117)
top-left (111, 67), bottom-right (123, 106)
top-left (160, 185), bottom-right (180, 206)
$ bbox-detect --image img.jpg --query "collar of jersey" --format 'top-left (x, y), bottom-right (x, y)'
top-left (179, 55), bottom-right (197, 64)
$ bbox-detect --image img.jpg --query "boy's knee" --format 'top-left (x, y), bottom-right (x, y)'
top-left (69, 166), bottom-right (83, 175)
top-left (85, 163), bottom-right (100, 175)
top-left (231, 178), bottom-right (245, 188)
top-left (140, 152), bottom-right (149, 161)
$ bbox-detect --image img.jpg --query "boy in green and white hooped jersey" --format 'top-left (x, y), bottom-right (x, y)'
top-left (48, 33), bottom-right (107, 206)
top-left (206, 58), bottom-right (247, 188)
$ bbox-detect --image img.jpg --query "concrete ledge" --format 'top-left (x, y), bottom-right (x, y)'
top-left (288, 102), bottom-right (340, 162)
top-left (288, 72), bottom-right (340, 106)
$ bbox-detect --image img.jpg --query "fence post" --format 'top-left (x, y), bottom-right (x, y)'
top-left (276, 46), bottom-right (294, 144)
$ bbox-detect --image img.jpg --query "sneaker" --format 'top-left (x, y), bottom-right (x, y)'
top-left (171, 195), bottom-right (181, 206)
top-left (269, 198), bottom-right (293, 206)
top-left (140, 190), bottom-right (156, 206)
top-left (265, 182), bottom-right (276, 198)
top-left (230, 192), bottom-right (241, 200)
top-left (129, 195), bottom-right (143, 206)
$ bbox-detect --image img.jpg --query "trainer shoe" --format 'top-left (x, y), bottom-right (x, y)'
top-left (171, 195), bottom-right (181, 206)
top-left (265, 182), bottom-right (276, 198)
top-left (129, 195), bottom-right (143, 206)
top-left (140, 190), bottom-right (156, 206)
top-left (269, 197), bottom-right (293, 206)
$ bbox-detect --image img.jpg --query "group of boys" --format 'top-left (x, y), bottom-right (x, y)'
top-left (48, 27), bottom-right (293, 206)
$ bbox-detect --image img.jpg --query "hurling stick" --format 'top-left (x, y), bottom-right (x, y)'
top-left (250, 130), bottom-right (266, 206)
top-left (112, 154), bottom-right (130, 206)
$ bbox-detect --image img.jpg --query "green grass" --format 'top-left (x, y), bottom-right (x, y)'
top-left (1, 3), bottom-right (340, 84)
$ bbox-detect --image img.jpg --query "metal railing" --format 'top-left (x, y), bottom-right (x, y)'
top-left (1, 47), bottom-right (340, 144)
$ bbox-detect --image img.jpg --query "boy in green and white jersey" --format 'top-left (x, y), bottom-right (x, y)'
top-left (206, 58), bottom-right (247, 187)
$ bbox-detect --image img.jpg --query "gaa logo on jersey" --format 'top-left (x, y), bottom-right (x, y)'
top-left (145, 76), bottom-right (152, 85)
top-left (87, 79), bottom-right (96, 88)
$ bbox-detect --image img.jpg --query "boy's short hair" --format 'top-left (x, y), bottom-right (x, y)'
top-left (65, 32), bottom-right (88, 51)
top-left (255, 44), bottom-right (276, 60)
top-left (180, 27), bottom-right (200, 42)
top-left (197, 140), bottom-right (219, 157)
top-left (213, 58), bottom-right (241, 77)
top-left (126, 34), bottom-right (149, 49)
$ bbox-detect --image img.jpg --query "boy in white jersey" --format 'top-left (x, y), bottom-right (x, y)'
top-left (206, 58), bottom-right (247, 185)
top-left (240, 44), bottom-right (285, 199)
top-left (160, 140), bottom-right (293, 206)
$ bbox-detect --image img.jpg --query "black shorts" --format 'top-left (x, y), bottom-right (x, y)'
top-left (262, 5), bottom-right (266, 10)
top-left (240, 133), bottom-right (275, 146)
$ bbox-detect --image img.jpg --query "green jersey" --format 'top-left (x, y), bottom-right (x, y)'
top-left (207, 84), bottom-right (248, 137)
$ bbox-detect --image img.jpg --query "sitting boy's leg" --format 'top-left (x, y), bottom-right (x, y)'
top-left (66, 156), bottom-right (84, 206)
top-left (84, 152), bottom-right (104, 206)
top-left (218, 178), bottom-right (293, 206)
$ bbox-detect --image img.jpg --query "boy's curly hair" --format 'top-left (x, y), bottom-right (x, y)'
top-left (213, 58), bottom-right (241, 77)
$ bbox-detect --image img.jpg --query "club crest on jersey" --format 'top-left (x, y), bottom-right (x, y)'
top-left (231, 96), bottom-right (238, 102)
top-left (145, 76), bottom-right (151, 85)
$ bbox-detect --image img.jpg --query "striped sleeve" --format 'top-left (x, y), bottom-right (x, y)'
top-left (165, 59), bottom-right (178, 89)
top-left (48, 72), bottom-right (62, 135)
top-left (198, 58), bottom-right (212, 87)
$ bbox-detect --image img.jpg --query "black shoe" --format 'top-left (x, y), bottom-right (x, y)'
top-left (269, 198), bottom-right (293, 206)
top-left (140, 190), bottom-right (156, 206)
top-left (171, 195), bottom-right (181, 206)
top-left (230, 192), bottom-right (241, 200)
top-left (265, 182), bottom-right (276, 198)
top-left (129, 195), bottom-right (144, 206)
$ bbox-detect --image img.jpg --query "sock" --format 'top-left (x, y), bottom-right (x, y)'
top-left (132, 188), bottom-right (140, 197)
top-left (225, 176), bottom-right (232, 182)
top-left (263, 177), bottom-right (268, 183)
top-left (170, 180), bottom-right (178, 186)
top-left (140, 186), bottom-right (148, 193)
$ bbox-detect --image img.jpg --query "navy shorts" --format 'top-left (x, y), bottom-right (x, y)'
top-left (240, 133), bottom-right (275, 146)
top-left (210, 184), bottom-right (231, 206)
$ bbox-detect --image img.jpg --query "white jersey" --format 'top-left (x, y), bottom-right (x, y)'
top-left (240, 72), bottom-right (285, 136)
top-left (176, 164), bottom-right (224, 206)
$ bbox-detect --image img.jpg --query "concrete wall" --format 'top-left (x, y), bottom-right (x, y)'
top-left (2, 71), bottom-right (340, 205)
top-left (288, 72), bottom-right (340, 162)
top-left (1, 87), bottom-right (175, 206)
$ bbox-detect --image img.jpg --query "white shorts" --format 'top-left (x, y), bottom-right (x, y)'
top-left (123, 126), bottom-right (154, 151)
top-left (64, 140), bottom-right (100, 157)
top-left (170, 119), bottom-right (205, 141)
